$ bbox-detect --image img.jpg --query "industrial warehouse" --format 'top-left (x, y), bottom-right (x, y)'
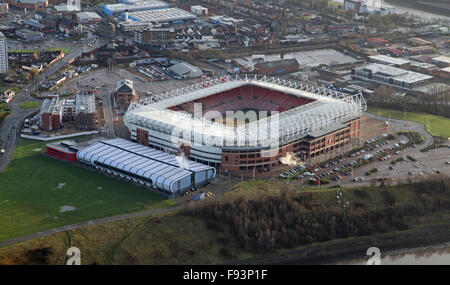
top-left (75, 138), bottom-right (216, 195)
top-left (352, 63), bottom-right (434, 90)
top-left (121, 8), bottom-right (197, 24)
top-left (100, 0), bottom-right (169, 16)
top-left (124, 75), bottom-right (366, 176)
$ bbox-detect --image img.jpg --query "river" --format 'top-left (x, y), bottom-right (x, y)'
top-left (328, 0), bottom-right (450, 265)
top-left (332, 0), bottom-right (450, 20)
top-left (336, 242), bottom-right (450, 265)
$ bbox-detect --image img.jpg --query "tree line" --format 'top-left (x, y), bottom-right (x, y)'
top-left (368, 85), bottom-right (450, 118)
top-left (182, 176), bottom-right (450, 252)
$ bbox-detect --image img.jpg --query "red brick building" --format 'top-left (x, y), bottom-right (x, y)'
top-left (6, 0), bottom-right (48, 10)
top-left (115, 79), bottom-right (138, 113)
top-left (255, 58), bottom-right (300, 75)
top-left (46, 141), bottom-right (78, 162)
top-left (40, 96), bottom-right (63, 131)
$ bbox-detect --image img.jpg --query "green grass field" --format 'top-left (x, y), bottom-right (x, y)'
top-left (368, 108), bottom-right (450, 138)
top-left (0, 103), bottom-right (9, 123)
top-left (0, 139), bottom-right (175, 241)
top-left (0, 179), bottom-right (432, 265)
top-left (18, 101), bottom-right (40, 109)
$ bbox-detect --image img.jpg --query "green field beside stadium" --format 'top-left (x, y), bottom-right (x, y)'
top-left (0, 139), bottom-right (175, 242)
top-left (367, 108), bottom-right (450, 138)
top-left (18, 101), bottom-right (40, 109)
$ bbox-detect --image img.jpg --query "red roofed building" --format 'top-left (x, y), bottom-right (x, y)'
top-left (386, 48), bottom-right (403, 57)
top-left (366, 37), bottom-right (390, 47)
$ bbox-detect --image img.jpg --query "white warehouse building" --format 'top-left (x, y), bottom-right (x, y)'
top-left (352, 63), bottom-right (433, 90)
top-left (168, 62), bottom-right (203, 78)
top-left (191, 5), bottom-right (208, 16)
top-left (77, 138), bottom-right (216, 195)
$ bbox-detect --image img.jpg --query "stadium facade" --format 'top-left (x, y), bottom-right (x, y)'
top-left (124, 75), bottom-right (366, 175)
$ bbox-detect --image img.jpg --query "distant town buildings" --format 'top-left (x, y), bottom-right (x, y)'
top-left (121, 8), bottom-right (196, 24)
top-left (1, 89), bottom-right (14, 103)
top-left (168, 62), bottom-right (202, 78)
top-left (15, 28), bottom-right (44, 41)
top-left (75, 92), bottom-right (96, 130)
top-left (5, 0), bottom-right (48, 10)
top-left (39, 92), bottom-right (97, 131)
top-left (75, 12), bottom-right (102, 24)
top-left (0, 32), bottom-right (8, 73)
top-left (255, 58), bottom-right (299, 75)
top-left (368, 55), bottom-right (410, 68)
top-left (0, 3), bottom-right (8, 15)
top-left (352, 63), bottom-right (433, 90)
top-left (432, 56), bottom-right (450, 67)
top-left (100, 0), bottom-right (169, 17)
top-left (134, 28), bottom-right (175, 44)
top-left (40, 96), bottom-right (64, 131)
top-left (115, 79), bottom-right (138, 113)
top-left (344, 0), bottom-right (396, 16)
top-left (190, 5), bottom-right (208, 16)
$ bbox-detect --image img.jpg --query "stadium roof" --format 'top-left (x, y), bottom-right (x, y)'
top-left (125, 75), bottom-right (366, 149)
top-left (123, 8), bottom-right (196, 23)
top-left (77, 138), bottom-right (215, 192)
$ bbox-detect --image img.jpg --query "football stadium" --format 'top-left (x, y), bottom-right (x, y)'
top-left (124, 75), bottom-right (367, 176)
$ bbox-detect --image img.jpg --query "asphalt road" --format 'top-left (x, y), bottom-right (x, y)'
top-left (365, 112), bottom-right (434, 149)
top-left (334, 111), bottom-right (436, 187)
top-left (0, 39), bottom-right (108, 172)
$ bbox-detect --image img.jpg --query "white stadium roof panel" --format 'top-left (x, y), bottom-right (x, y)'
top-left (124, 75), bottom-right (367, 149)
top-left (77, 138), bottom-right (215, 193)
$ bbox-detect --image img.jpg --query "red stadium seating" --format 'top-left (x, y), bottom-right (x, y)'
top-left (168, 84), bottom-right (315, 116)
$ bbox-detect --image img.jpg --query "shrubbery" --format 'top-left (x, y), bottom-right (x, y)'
top-left (182, 176), bottom-right (450, 252)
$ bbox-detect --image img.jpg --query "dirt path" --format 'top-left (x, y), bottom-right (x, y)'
top-left (0, 204), bottom-right (183, 248)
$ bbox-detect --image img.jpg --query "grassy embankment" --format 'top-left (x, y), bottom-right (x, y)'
top-left (0, 139), bottom-right (175, 242)
top-left (0, 103), bottom-right (9, 123)
top-left (367, 107), bottom-right (450, 138)
top-left (18, 101), bottom-right (40, 109)
top-left (2, 177), bottom-right (450, 265)
top-left (9, 48), bottom-right (71, 55)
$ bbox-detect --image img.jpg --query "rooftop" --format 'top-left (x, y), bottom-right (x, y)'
top-left (102, 0), bottom-right (168, 13)
top-left (360, 63), bottom-right (433, 83)
top-left (433, 56), bottom-right (450, 64)
top-left (256, 58), bottom-right (299, 70)
top-left (168, 62), bottom-right (201, 76)
top-left (76, 138), bottom-right (215, 192)
top-left (123, 8), bottom-right (196, 22)
top-left (368, 55), bottom-right (410, 66)
top-left (75, 92), bottom-right (95, 114)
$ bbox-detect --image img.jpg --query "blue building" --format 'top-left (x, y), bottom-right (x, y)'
top-left (100, 0), bottom-right (169, 16)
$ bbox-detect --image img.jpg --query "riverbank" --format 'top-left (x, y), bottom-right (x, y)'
top-left (385, 0), bottom-right (450, 18)
top-left (230, 213), bottom-right (450, 265)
